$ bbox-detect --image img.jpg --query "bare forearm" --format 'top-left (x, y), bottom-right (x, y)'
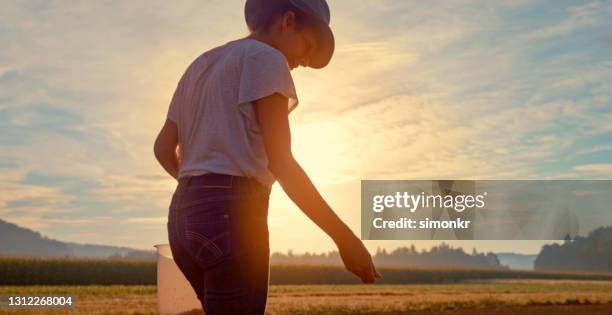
top-left (155, 146), bottom-right (180, 180)
top-left (272, 157), bottom-right (354, 245)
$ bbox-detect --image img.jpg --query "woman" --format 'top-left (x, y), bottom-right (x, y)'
top-left (154, 0), bottom-right (380, 313)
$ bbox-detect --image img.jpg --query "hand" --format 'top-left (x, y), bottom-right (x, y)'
top-left (176, 145), bottom-right (183, 165)
top-left (336, 233), bottom-right (382, 283)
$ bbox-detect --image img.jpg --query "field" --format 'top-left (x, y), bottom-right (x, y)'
top-left (2, 258), bottom-right (612, 314)
top-left (4, 257), bottom-right (612, 286)
top-left (1, 280), bottom-right (612, 315)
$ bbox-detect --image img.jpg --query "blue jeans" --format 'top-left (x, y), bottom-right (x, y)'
top-left (167, 173), bottom-right (271, 315)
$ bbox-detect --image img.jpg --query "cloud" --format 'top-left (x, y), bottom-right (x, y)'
top-left (573, 163), bottom-right (612, 174)
top-left (576, 145), bottom-right (612, 156)
top-left (521, 2), bottom-right (605, 41)
top-left (0, 180), bottom-right (75, 215)
top-left (126, 217), bottom-right (167, 225)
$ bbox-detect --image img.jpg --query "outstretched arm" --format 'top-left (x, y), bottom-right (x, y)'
top-left (154, 119), bottom-right (180, 180)
top-left (253, 93), bottom-right (381, 283)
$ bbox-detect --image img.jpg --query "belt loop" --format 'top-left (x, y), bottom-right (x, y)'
top-left (230, 175), bottom-right (234, 187)
top-left (186, 175), bottom-right (193, 188)
top-left (174, 176), bottom-right (190, 211)
top-left (180, 176), bottom-right (193, 193)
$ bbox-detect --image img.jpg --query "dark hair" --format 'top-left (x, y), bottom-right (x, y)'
top-left (245, 0), bottom-right (314, 33)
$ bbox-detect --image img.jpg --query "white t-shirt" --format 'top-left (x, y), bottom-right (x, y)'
top-left (166, 38), bottom-right (299, 189)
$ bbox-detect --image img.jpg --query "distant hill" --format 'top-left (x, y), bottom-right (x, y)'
top-left (0, 219), bottom-right (73, 257)
top-left (0, 218), bottom-right (542, 269)
top-left (495, 252), bottom-right (536, 270)
top-left (0, 218), bottom-right (154, 260)
top-left (535, 226), bottom-right (612, 272)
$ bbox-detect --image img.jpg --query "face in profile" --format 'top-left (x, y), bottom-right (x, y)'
top-left (273, 11), bottom-right (319, 70)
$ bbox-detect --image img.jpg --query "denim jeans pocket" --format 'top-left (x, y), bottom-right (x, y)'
top-left (183, 207), bottom-right (232, 268)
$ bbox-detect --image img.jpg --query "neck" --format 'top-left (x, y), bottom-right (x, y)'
top-left (246, 31), bottom-right (277, 48)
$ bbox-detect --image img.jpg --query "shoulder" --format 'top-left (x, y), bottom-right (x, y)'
top-left (234, 39), bottom-right (288, 65)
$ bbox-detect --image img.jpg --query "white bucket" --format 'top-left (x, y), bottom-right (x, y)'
top-left (154, 244), bottom-right (204, 315)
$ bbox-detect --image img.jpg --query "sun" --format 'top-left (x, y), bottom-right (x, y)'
top-left (291, 120), bottom-right (356, 187)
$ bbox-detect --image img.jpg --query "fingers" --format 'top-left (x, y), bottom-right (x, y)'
top-left (373, 263), bottom-right (382, 279)
top-left (353, 263), bottom-right (380, 284)
top-left (363, 264), bottom-right (376, 283)
top-left (362, 273), bottom-right (376, 283)
top-left (340, 245), bottom-right (382, 284)
top-left (354, 267), bottom-right (373, 283)
top-left (366, 261), bottom-right (382, 282)
top-left (360, 256), bottom-right (380, 283)
top-left (348, 265), bottom-right (371, 283)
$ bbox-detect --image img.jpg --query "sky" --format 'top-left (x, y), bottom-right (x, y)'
top-left (1, 0), bottom-right (611, 254)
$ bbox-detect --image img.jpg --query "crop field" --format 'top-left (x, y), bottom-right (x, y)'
top-left (1, 280), bottom-right (612, 315)
top-left (4, 257), bottom-right (612, 286)
top-left (2, 258), bottom-right (612, 314)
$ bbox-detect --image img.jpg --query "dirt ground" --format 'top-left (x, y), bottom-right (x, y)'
top-left (408, 304), bottom-right (612, 315)
top-left (2, 281), bottom-right (612, 314)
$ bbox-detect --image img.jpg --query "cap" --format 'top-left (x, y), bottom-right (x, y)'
top-left (245, 0), bottom-right (335, 69)
top-left (288, 0), bottom-right (334, 68)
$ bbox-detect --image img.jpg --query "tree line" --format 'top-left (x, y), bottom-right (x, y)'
top-left (535, 226), bottom-right (612, 272)
top-left (271, 243), bottom-right (504, 269)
